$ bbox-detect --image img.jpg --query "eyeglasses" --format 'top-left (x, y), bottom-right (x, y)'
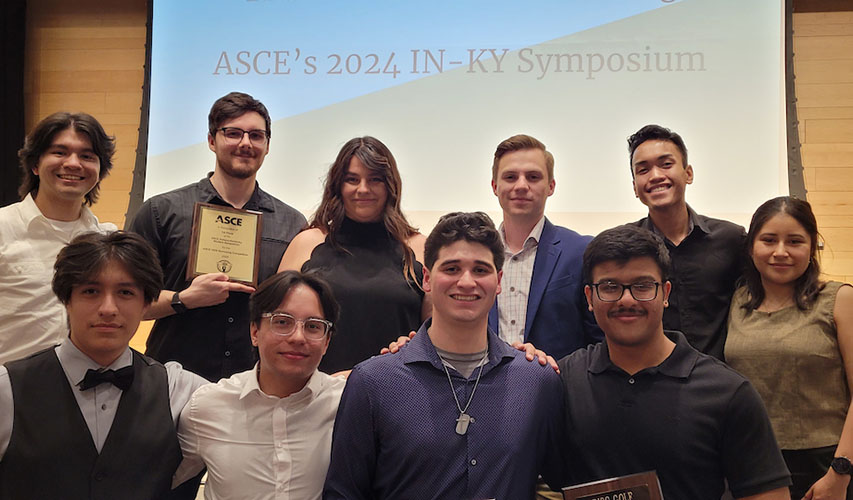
top-left (261, 313), bottom-right (332, 341)
top-left (590, 281), bottom-right (661, 302)
top-left (218, 127), bottom-right (269, 146)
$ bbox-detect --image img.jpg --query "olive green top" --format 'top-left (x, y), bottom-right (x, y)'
top-left (725, 281), bottom-right (850, 449)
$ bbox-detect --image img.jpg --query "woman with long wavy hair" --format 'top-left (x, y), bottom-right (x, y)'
top-left (725, 196), bottom-right (853, 500)
top-left (278, 136), bottom-right (429, 373)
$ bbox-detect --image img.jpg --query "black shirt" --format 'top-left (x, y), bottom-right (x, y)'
top-left (557, 331), bottom-right (791, 500)
top-left (128, 175), bottom-right (306, 381)
top-left (632, 207), bottom-right (745, 359)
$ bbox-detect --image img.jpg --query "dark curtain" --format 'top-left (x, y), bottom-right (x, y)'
top-left (1, 0), bottom-right (27, 208)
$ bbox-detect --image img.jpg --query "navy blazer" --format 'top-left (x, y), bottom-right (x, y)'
top-left (489, 218), bottom-right (603, 360)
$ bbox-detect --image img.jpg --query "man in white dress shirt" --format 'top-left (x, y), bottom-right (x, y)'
top-left (173, 270), bottom-right (345, 499)
top-left (0, 231), bottom-right (207, 499)
top-left (0, 112), bottom-right (117, 364)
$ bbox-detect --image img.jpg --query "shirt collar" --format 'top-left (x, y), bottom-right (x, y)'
top-left (198, 173), bottom-right (276, 213)
top-left (401, 319), bottom-right (517, 375)
top-left (239, 362), bottom-right (325, 403)
top-left (499, 216), bottom-right (546, 252)
top-left (19, 193), bottom-right (99, 229)
top-left (56, 338), bottom-right (133, 387)
top-left (640, 204), bottom-right (707, 240)
top-left (587, 330), bottom-right (698, 379)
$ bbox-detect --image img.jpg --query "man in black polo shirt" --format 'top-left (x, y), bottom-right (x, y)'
top-left (627, 124), bottom-right (745, 359)
top-left (129, 92), bottom-right (306, 382)
top-left (557, 225), bottom-right (790, 500)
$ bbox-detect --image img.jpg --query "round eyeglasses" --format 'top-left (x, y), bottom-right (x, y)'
top-left (590, 281), bottom-right (661, 302)
top-left (218, 127), bottom-right (269, 146)
top-left (261, 313), bottom-right (332, 341)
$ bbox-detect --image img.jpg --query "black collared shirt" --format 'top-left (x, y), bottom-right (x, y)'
top-left (632, 206), bottom-right (745, 359)
top-left (128, 175), bottom-right (306, 381)
top-left (557, 331), bottom-right (791, 500)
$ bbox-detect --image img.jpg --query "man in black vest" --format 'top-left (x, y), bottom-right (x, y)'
top-left (0, 231), bottom-right (206, 500)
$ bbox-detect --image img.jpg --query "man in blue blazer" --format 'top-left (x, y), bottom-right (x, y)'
top-left (488, 135), bottom-right (602, 360)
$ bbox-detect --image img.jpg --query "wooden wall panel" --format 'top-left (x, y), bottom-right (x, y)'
top-left (24, 0), bottom-right (147, 230)
top-left (795, 8), bottom-right (853, 283)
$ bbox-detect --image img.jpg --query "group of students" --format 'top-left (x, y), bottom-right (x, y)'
top-left (0, 90), bottom-right (849, 500)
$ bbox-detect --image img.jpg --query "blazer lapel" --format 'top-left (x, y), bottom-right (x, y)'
top-left (525, 219), bottom-right (561, 339)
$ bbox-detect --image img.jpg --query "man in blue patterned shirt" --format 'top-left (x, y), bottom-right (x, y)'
top-left (324, 212), bottom-right (565, 500)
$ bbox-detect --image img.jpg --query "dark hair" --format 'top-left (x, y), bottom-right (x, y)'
top-left (310, 136), bottom-right (420, 284)
top-left (741, 196), bottom-right (824, 312)
top-left (582, 225), bottom-right (671, 284)
top-left (249, 270), bottom-right (340, 336)
top-left (208, 92), bottom-right (272, 138)
top-left (626, 124), bottom-right (688, 177)
top-left (424, 212), bottom-right (504, 271)
top-left (17, 111), bottom-right (115, 206)
top-left (52, 231), bottom-right (163, 306)
top-left (492, 134), bottom-right (555, 181)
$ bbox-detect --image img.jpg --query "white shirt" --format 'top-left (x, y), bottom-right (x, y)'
top-left (497, 217), bottom-right (545, 345)
top-left (174, 366), bottom-right (346, 500)
top-left (0, 194), bottom-right (116, 364)
top-left (0, 340), bottom-right (208, 458)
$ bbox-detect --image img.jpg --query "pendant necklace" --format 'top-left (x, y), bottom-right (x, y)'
top-left (438, 350), bottom-right (488, 436)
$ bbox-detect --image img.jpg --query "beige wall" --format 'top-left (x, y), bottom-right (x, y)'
top-left (793, 11), bottom-right (853, 282)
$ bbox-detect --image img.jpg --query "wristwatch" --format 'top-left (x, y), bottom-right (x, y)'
top-left (171, 291), bottom-right (188, 314)
top-left (831, 456), bottom-right (853, 475)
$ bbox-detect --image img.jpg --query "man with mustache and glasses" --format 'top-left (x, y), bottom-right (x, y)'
top-left (627, 125), bottom-right (745, 360)
top-left (557, 224), bottom-right (790, 500)
top-left (0, 112), bottom-right (117, 365)
top-left (129, 92), bottom-right (305, 383)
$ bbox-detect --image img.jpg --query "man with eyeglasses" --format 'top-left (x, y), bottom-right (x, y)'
top-left (129, 92), bottom-right (306, 383)
top-left (173, 270), bottom-right (345, 499)
top-left (556, 224), bottom-right (790, 500)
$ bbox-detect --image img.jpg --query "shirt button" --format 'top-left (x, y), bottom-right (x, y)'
top-left (628, 378), bottom-right (635, 384)
top-left (470, 459), bottom-right (477, 466)
top-left (512, 256), bottom-right (518, 261)
top-left (510, 287), bottom-right (515, 292)
top-left (225, 350), bottom-right (231, 357)
top-left (510, 320), bottom-right (516, 325)
top-left (101, 404), bottom-right (107, 411)
top-left (228, 317), bottom-right (235, 323)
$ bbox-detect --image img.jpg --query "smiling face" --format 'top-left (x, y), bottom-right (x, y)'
top-left (251, 283), bottom-right (330, 395)
top-left (66, 260), bottom-right (147, 367)
top-left (631, 139), bottom-right (693, 212)
top-left (341, 155), bottom-right (388, 223)
top-left (424, 240), bottom-right (502, 327)
top-left (208, 111), bottom-right (269, 180)
top-left (585, 257), bottom-right (670, 349)
top-left (751, 213), bottom-right (812, 290)
top-left (491, 148), bottom-right (555, 223)
top-left (33, 127), bottom-right (101, 210)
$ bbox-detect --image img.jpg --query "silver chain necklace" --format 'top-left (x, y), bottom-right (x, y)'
top-left (437, 350), bottom-right (489, 436)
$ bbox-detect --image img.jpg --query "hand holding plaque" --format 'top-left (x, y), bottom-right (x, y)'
top-left (187, 202), bottom-right (263, 286)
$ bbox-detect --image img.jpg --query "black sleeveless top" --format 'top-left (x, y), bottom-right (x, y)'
top-left (302, 218), bottom-right (425, 373)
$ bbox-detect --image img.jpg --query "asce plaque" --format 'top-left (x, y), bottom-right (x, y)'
top-left (187, 202), bottom-right (263, 286)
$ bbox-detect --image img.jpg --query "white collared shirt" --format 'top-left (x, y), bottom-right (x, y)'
top-left (0, 194), bottom-right (117, 364)
top-left (0, 340), bottom-right (207, 458)
top-left (174, 366), bottom-right (346, 500)
top-left (497, 217), bottom-right (546, 345)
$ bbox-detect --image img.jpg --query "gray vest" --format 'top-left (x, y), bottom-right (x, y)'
top-left (0, 348), bottom-right (181, 500)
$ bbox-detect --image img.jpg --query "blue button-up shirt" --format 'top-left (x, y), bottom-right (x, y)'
top-left (323, 319), bottom-right (566, 500)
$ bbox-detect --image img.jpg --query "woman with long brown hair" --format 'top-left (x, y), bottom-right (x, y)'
top-left (278, 136), bottom-right (429, 373)
top-left (726, 196), bottom-right (853, 500)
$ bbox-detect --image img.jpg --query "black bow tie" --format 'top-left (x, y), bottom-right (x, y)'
top-left (78, 366), bottom-right (134, 391)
